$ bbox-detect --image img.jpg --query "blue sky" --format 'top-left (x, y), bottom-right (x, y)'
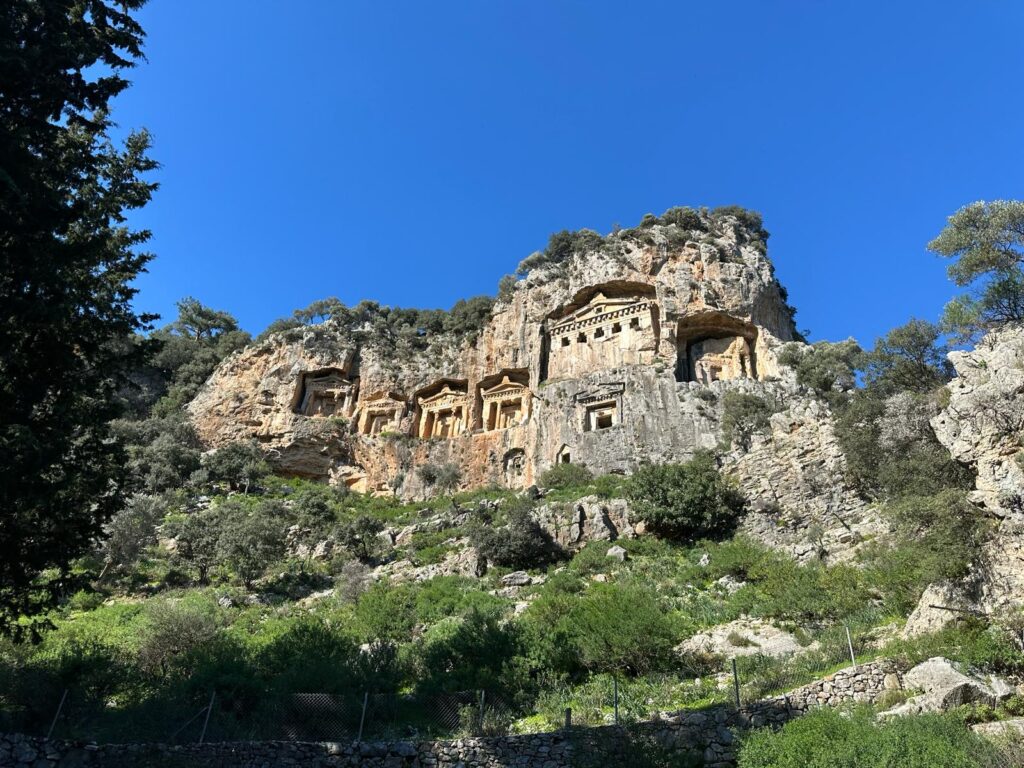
top-left (116, 1), bottom-right (1024, 345)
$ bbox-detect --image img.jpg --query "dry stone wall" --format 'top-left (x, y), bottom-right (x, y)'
top-left (0, 661), bottom-right (900, 768)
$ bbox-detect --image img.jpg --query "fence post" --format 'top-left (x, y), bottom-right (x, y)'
top-left (564, 708), bottom-right (572, 729)
top-left (732, 659), bottom-right (741, 710)
top-left (845, 626), bottom-right (857, 670)
top-left (478, 690), bottom-right (486, 734)
top-left (46, 689), bottom-right (68, 740)
top-left (198, 691), bottom-right (215, 745)
top-left (613, 676), bottom-right (619, 726)
top-left (357, 692), bottom-right (368, 744)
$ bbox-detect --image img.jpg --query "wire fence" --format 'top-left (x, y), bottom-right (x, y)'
top-left (1, 624), bottom-right (880, 745)
top-left (1, 687), bottom-right (518, 745)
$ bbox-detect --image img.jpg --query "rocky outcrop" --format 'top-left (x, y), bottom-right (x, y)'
top-left (188, 212), bottom-right (800, 499)
top-left (932, 325), bottom-right (1024, 611)
top-left (932, 325), bottom-right (1024, 517)
top-left (534, 495), bottom-right (634, 550)
top-left (677, 618), bottom-right (809, 659)
top-left (881, 657), bottom-right (1012, 716)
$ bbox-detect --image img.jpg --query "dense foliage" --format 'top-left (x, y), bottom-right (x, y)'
top-left (0, 0), bottom-right (157, 639)
top-left (627, 453), bottom-right (745, 542)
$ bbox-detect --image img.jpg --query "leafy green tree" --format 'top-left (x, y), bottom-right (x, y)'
top-left (138, 599), bottom-right (220, 678)
top-left (201, 442), bottom-right (270, 492)
top-left (110, 414), bottom-right (203, 493)
top-left (0, 0), bottom-right (156, 639)
top-left (167, 507), bottom-right (226, 583)
top-left (338, 515), bottom-right (386, 562)
top-left (355, 581), bottom-right (417, 644)
top-left (417, 462), bottom-right (462, 497)
top-left (216, 504), bottom-right (286, 588)
top-left (864, 319), bottom-right (952, 395)
top-left (929, 200), bottom-right (1024, 341)
top-left (778, 340), bottom-right (866, 403)
top-left (468, 502), bottom-right (561, 570)
top-left (627, 453), bottom-right (745, 542)
top-left (100, 493), bottom-right (168, 578)
top-left (149, 299), bottom-right (251, 414)
top-left (412, 608), bottom-right (525, 694)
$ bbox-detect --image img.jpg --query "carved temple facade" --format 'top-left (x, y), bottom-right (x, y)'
top-left (545, 292), bottom-right (659, 380)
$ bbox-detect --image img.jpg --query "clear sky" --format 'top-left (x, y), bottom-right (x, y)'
top-left (115, 1), bottom-right (1024, 345)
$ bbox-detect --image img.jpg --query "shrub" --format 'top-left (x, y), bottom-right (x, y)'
top-left (538, 462), bottom-right (593, 490)
top-left (719, 392), bottom-right (778, 450)
top-left (337, 515), bottom-right (386, 562)
top-left (564, 582), bottom-right (678, 676)
top-left (860, 490), bottom-right (988, 615)
top-left (216, 504), bottom-right (286, 587)
top-left (516, 229), bottom-right (605, 276)
top-left (417, 462), bottom-right (462, 496)
top-left (627, 453), bottom-right (744, 542)
top-left (101, 493), bottom-right (168, 575)
top-left (737, 707), bottom-right (999, 768)
top-left (138, 599), bottom-right (220, 678)
top-left (469, 504), bottom-right (561, 570)
top-left (778, 340), bottom-right (866, 402)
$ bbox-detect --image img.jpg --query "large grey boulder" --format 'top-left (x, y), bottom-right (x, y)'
top-left (882, 657), bottom-right (1013, 716)
top-left (902, 582), bottom-right (978, 639)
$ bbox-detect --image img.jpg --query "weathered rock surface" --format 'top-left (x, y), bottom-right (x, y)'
top-left (534, 495), bottom-right (634, 549)
top-left (931, 324), bottom-right (1024, 611)
top-left (677, 618), bottom-right (809, 659)
top-left (882, 657), bottom-right (1013, 717)
top-left (902, 581), bottom-right (981, 638)
top-left (187, 214), bottom-right (800, 496)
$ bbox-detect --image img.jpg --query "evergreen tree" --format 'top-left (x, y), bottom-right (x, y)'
top-left (0, 0), bottom-right (155, 638)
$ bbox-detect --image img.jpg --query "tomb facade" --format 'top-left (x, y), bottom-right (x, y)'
top-left (546, 291), bottom-right (658, 380)
top-left (687, 336), bottom-right (755, 384)
top-left (575, 382), bottom-right (625, 432)
top-left (417, 382), bottom-right (469, 439)
top-left (480, 375), bottom-right (531, 431)
top-left (295, 369), bottom-right (357, 417)
top-left (357, 391), bottom-right (406, 436)
top-left (675, 313), bottom-right (759, 384)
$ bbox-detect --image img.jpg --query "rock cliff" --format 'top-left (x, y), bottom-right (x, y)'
top-left (188, 210), bottom-right (875, 557)
top-left (931, 325), bottom-right (1024, 610)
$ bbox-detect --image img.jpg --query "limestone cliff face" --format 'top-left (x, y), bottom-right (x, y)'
top-left (931, 325), bottom-right (1024, 609)
top-left (188, 213), bottom-right (803, 498)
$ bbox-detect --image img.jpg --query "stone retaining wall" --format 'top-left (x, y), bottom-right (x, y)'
top-left (0, 661), bottom-right (901, 768)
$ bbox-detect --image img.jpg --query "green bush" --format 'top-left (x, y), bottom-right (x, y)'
top-left (719, 392), bottom-right (778, 450)
top-left (538, 462), bottom-right (594, 490)
top-left (626, 453), bottom-right (744, 542)
top-left (778, 340), bottom-right (865, 402)
top-left (201, 442), bottom-right (271, 492)
top-left (737, 707), bottom-right (999, 768)
top-left (562, 582), bottom-right (678, 677)
top-left (468, 503), bottom-right (562, 570)
top-left (516, 229), bottom-right (606, 276)
top-left (860, 490), bottom-right (987, 615)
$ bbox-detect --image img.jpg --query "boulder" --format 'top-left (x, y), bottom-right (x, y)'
top-left (902, 581), bottom-right (978, 639)
top-left (500, 571), bottom-right (532, 587)
top-left (882, 657), bottom-right (1013, 716)
top-left (606, 545), bottom-right (627, 562)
